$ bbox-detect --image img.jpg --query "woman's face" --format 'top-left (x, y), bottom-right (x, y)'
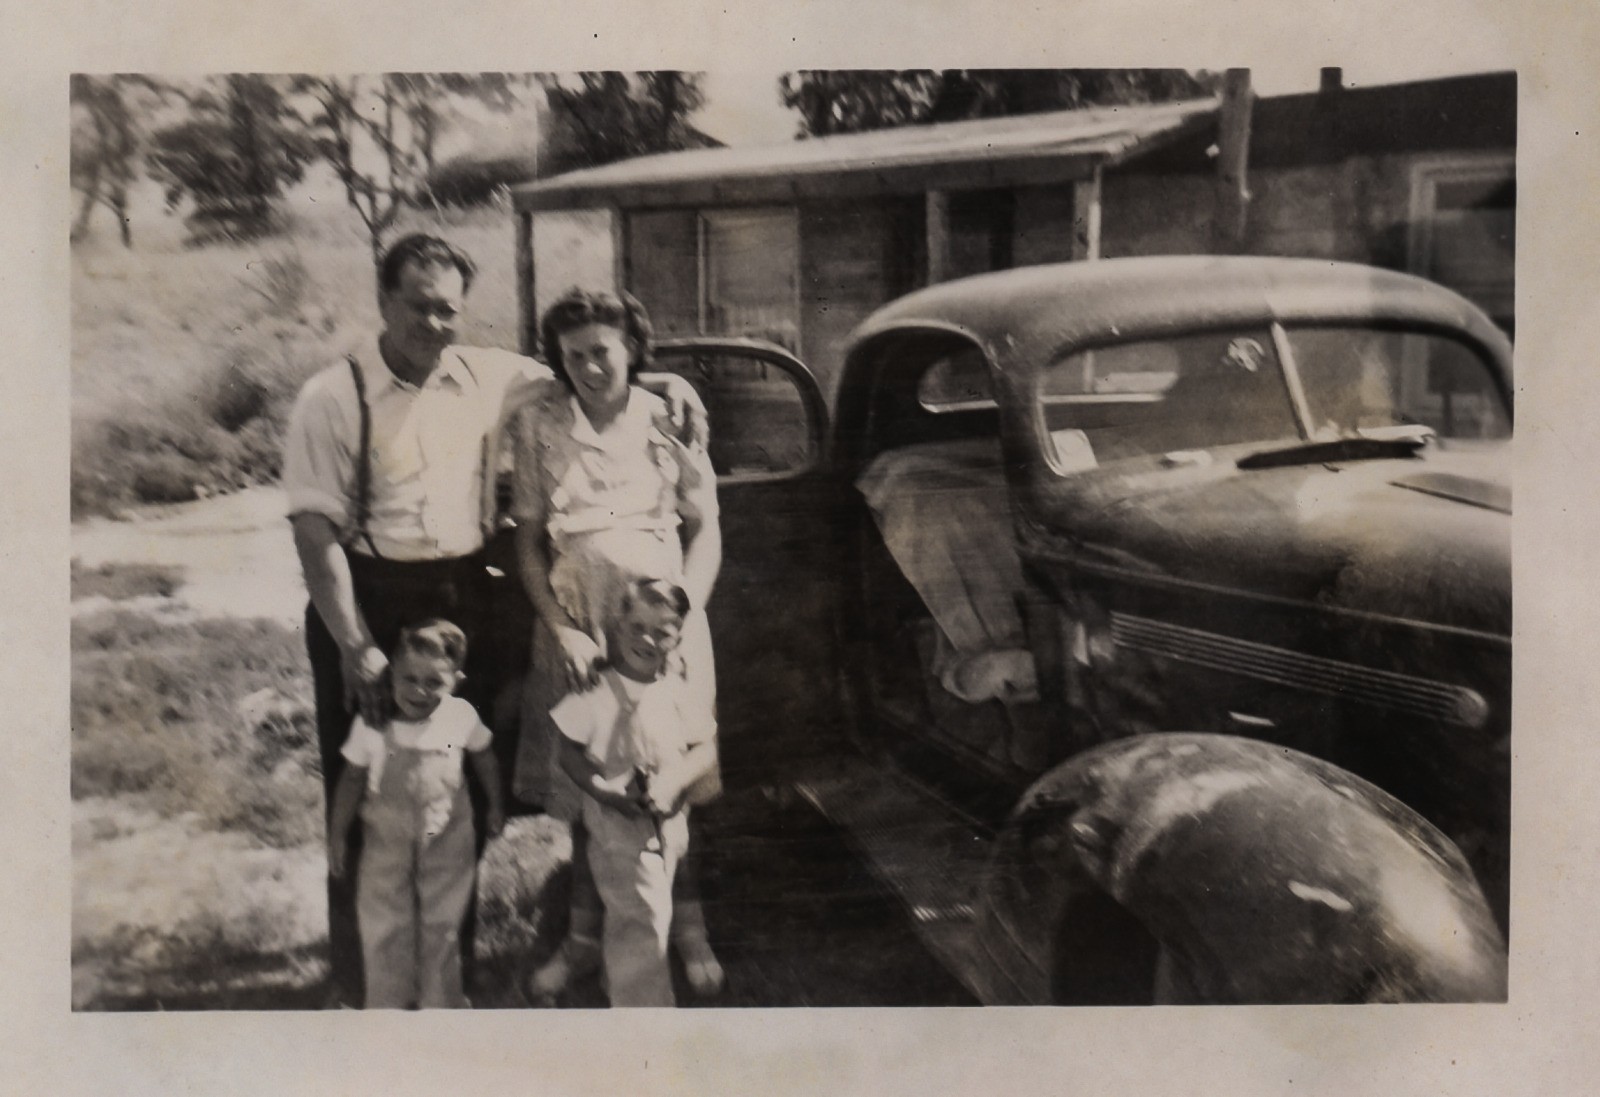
top-left (557, 322), bottom-right (633, 417)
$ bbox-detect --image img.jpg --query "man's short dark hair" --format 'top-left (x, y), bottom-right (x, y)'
top-left (379, 234), bottom-right (478, 294)
top-left (395, 617), bottom-right (469, 670)
top-left (538, 286), bottom-right (655, 388)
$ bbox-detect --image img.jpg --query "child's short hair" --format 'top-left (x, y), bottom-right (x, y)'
top-left (622, 577), bottom-right (690, 622)
top-left (394, 618), bottom-right (468, 670)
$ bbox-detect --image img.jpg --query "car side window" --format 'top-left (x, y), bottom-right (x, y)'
top-left (652, 347), bottom-right (821, 478)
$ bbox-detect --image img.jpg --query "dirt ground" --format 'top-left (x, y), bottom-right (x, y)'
top-left (71, 487), bottom-right (972, 1009)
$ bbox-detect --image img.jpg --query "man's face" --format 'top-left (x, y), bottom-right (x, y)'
top-left (610, 590), bottom-right (685, 681)
top-left (390, 650), bottom-right (461, 721)
top-left (378, 260), bottom-right (466, 377)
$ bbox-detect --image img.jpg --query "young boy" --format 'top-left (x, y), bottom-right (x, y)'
top-left (553, 578), bottom-right (717, 1007)
top-left (327, 619), bottom-right (506, 1008)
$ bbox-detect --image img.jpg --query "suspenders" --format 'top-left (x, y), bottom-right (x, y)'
top-left (345, 355), bottom-right (383, 560)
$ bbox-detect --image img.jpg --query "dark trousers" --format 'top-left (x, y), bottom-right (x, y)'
top-left (308, 549), bottom-right (492, 1007)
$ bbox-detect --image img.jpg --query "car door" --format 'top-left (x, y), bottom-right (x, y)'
top-left (650, 338), bottom-right (837, 786)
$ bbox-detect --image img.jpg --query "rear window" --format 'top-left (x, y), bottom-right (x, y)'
top-left (918, 341), bottom-right (1183, 412)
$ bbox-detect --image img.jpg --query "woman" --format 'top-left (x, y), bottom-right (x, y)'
top-left (511, 287), bottom-right (724, 1000)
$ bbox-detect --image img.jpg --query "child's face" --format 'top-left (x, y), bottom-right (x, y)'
top-left (609, 593), bottom-right (685, 681)
top-left (390, 650), bottom-right (462, 720)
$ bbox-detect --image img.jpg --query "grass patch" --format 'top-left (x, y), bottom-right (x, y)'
top-left (70, 560), bottom-right (184, 601)
top-left (71, 609), bottom-right (319, 847)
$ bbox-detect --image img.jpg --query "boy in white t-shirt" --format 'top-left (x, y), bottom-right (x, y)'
top-left (327, 619), bottom-right (506, 1008)
top-left (553, 578), bottom-right (717, 1007)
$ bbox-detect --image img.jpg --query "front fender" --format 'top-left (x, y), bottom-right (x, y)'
top-left (977, 733), bottom-right (1506, 1003)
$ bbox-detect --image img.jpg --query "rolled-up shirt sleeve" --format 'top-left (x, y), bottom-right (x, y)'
top-left (281, 371), bottom-right (354, 527)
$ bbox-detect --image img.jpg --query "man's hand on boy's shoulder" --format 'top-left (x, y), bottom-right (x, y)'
top-left (340, 642), bottom-right (391, 727)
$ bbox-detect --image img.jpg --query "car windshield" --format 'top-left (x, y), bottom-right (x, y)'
top-left (1284, 327), bottom-right (1510, 441)
top-left (1043, 329), bottom-right (1301, 457)
top-left (1038, 325), bottom-right (1509, 464)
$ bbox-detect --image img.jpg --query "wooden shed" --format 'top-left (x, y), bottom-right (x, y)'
top-left (510, 71), bottom-right (1514, 398)
top-left (510, 97), bottom-right (1217, 396)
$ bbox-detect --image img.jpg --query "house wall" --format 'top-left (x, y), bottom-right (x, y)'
top-left (799, 198), bottom-right (921, 396)
top-left (625, 209), bottom-right (700, 338)
top-left (606, 146), bottom-right (1511, 405)
top-left (1013, 185), bottom-right (1077, 266)
top-left (1104, 154), bottom-right (1437, 269)
top-left (1101, 150), bottom-right (1512, 328)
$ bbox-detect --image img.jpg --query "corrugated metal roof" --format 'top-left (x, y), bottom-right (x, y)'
top-left (514, 97), bottom-right (1219, 211)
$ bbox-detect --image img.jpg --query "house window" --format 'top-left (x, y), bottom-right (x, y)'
top-left (1408, 155), bottom-right (1515, 337)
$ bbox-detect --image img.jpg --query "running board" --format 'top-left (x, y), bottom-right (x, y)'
top-left (793, 759), bottom-right (1027, 1005)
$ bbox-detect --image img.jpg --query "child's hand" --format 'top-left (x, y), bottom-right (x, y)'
top-left (327, 834), bottom-right (348, 880)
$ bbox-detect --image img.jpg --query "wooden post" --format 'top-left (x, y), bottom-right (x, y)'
top-left (1071, 165), bottom-right (1103, 261)
top-left (926, 189), bottom-right (952, 284)
top-left (1214, 68), bottom-right (1254, 253)
top-left (610, 205), bottom-right (628, 295)
top-left (516, 209), bottom-right (536, 356)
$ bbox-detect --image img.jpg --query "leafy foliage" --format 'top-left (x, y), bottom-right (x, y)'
top-left (539, 71), bottom-right (712, 176)
top-left (779, 69), bottom-right (1222, 137)
top-left (145, 76), bottom-right (313, 245)
top-left (290, 73), bottom-right (532, 263)
top-left (70, 74), bottom-right (167, 245)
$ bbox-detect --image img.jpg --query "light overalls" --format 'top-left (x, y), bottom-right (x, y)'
top-left (348, 701), bottom-right (484, 1009)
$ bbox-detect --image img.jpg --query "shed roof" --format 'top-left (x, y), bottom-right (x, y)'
top-left (514, 97), bottom-right (1218, 211)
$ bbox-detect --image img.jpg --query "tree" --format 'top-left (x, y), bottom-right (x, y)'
top-left (539, 71), bottom-right (710, 176)
top-left (779, 69), bottom-right (1222, 138)
top-left (145, 75), bottom-right (313, 244)
top-left (70, 74), bottom-right (165, 245)
top-left (292, 73), bottom-right (532, 264)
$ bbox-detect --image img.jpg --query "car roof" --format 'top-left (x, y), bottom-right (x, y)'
top-left (848, 256), bottom-right (1513, 379)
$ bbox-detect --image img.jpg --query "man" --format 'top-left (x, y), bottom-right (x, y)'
top-left (283, 233), bottom-right (700, 1006)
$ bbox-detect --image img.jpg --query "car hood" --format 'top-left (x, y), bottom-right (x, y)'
top-left (1029, 443), bottom-right (1511, 638)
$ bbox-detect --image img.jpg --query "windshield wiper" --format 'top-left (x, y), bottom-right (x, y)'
top-left (1237, 433), bottom-right (1430, 470)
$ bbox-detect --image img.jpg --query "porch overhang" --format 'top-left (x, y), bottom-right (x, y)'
top-left (513, 97), bottom-right (1219, 212)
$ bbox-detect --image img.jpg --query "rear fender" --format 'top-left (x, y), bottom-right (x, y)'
top-left (977, 733), bottom-right (1507, 1003)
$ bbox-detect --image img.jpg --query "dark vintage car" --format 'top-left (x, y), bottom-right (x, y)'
top-left (520, 255), bottom-right (1512, 1005)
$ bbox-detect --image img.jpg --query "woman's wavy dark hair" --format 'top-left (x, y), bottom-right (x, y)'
top-left (538, 287), bottom-right (655, 389)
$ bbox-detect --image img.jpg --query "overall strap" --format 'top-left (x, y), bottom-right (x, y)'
top-left (345, 354), bottom-right (384, 560)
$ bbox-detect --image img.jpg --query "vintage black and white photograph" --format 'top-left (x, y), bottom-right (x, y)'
top-left (68, 65), bottom-right (1517, 1013)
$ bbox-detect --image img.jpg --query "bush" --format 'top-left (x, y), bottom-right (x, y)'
top-left (202, 346), bottom-right (274, 432)
top-left (72, 317), bottom-right (327, 516)
top-left (427, 153), bottom-right (537, 208)
top-left (129, 451), bottom-right (202, 505)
